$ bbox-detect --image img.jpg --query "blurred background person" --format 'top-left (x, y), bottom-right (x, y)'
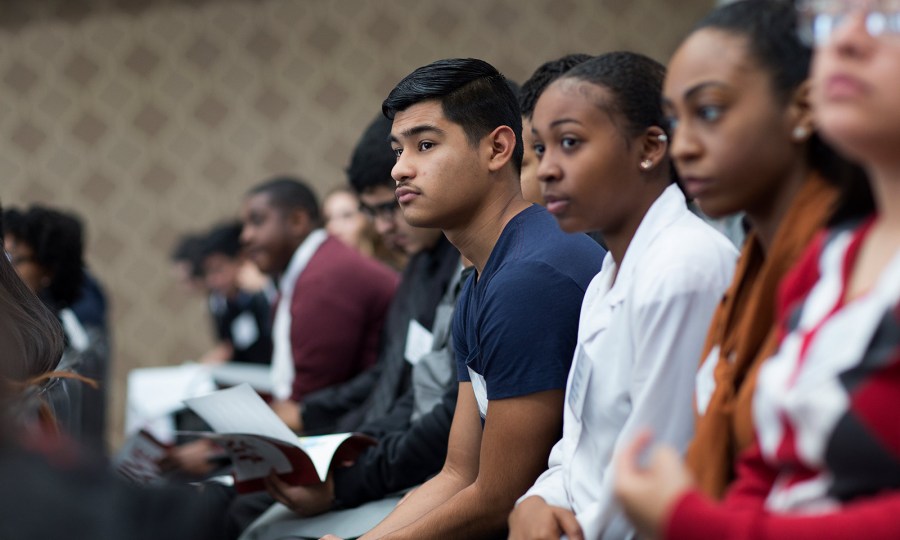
top-left (324, 186), bottom-right (406, 271)
top-left (197, 220), bottom-right (273, 366)
top-left (3, 204), bottom-right (110, 456)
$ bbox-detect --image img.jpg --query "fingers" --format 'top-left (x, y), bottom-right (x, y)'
top-left (508, 498), bottom-right (579, 540)
top-left (264, 471), bottom-right (291, 509)
top-left (615, 431), bottom-right (653, 494)
top-left (653, 445), bottom-right (684, 470)
top-left (620, 429), bottom-right (654, 471)
top-left (157, 454), bottom-right (175, 472)
top-left (267, 470), bottom-right (291, 491)
top-left (271, 400), bottom-right (302, 431)
top-left (553, 507), bottom-right (584, 540)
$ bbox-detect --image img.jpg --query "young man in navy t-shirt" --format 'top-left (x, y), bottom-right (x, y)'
top-left (336, 58), bottom-right (605, 540)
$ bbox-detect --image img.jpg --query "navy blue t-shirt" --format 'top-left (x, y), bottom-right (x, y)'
top-left (454, 205), bottom-right (606, 416)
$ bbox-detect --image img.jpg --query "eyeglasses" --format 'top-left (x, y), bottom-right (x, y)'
top-left (4, 251), bottom-right (34, 266)
top-left (797, 0), bottom-right (900, 46)
top-left (359, 200), bottom-right (399, 221)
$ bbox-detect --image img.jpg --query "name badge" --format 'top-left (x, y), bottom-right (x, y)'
top-left (568, 346), bottom-right (592, 422)
top-left (695, 345), bottom-right (720, 416)
top-left (405, 319), bottom-right (434, 365)
top-left (231, 312), bottom-right (259, 349)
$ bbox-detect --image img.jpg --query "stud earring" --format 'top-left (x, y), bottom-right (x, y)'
top-left (792, 126), bottom-right (809, 141)
top-left (640, 159), bottom-right (653, 170)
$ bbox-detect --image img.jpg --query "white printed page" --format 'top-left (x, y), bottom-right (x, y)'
top-left (206, 434), bottom-right (295, 481)
top-left (297, 433), bottom-right (358, 481)
top-left (184, 384), bottom-right (299, 446)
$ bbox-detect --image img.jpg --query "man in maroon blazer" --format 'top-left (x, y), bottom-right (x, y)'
top-left (240, 176), bottom-right (398, 429)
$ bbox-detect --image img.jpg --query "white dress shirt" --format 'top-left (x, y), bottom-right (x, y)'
top-left (520, 184), bottom-right (737, 539)
top-left (270, 229), bottom-right (328, 400)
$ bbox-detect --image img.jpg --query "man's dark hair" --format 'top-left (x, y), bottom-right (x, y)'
top-left (695, 0), bottom-right (873, 223)
top-left (201, 221), bottom-right (243, 260)
top-left (382, 58), bottom-right (523, 172)
top-left (2, 205), bottom-right (85, 309)
top-left (519, 53), bottom-right (592, 119)
top-left (347, 115), bottom-right (395, 195)
top-left (170, 233), bottom-right (205, 279)
top-left (247, 176), bottom-right (321, 227)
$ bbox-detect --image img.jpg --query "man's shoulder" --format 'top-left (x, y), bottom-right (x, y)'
top-left (477, 257), bottom-right (593, 318)
top-left (297, 236), bottom-right (398, 290)
top-left (492, 230), bottom-right (602, 293)
top-left (513, 207), bottom-right (604, 257)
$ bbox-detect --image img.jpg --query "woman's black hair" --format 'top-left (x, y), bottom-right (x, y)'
top-left (2, 206), bottom-right (85, 309)
top-left (520, 54), bottom-right (593, 120)
top-left (0, 200), bottom-right (65, 436)
top-left (562, 51), bottom-right (677, 185)
top-left (695, 0), bottom-right (874, 224)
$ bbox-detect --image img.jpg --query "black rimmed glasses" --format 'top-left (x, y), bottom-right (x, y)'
top-left (359, 199), bottom-right (399, 222)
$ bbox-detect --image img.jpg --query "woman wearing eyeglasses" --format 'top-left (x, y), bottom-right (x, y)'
top-left (614, 0), bottom-right (900, 538)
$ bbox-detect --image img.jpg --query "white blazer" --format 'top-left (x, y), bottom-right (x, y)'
top-left (521, 184), bottom-right (737, 539)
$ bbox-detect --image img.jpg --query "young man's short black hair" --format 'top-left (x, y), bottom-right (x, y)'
top-left (247, 176), bottom-right (321, 227)
top-left (2, 205), bottom-right (85, 308)
top-left (171, 233), bottom-right (205, 278)
top-left (201, 221), bottom-right (243, 260)
top-left (382, 58), bottom-right (524, 173)
top-left (519, 53), bottom-right (593, 119)
top-left (346, 115), bottom-right (395, 195)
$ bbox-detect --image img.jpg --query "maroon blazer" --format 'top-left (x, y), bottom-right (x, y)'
top-left (288, 236), bottom-right (398, 400)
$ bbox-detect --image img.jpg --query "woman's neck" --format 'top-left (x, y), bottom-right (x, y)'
top-left (604, 183), bottom-right (667, 282)
top-left (868, 163), bottom-right (900, 228)
top-left (842, 161), bottom-right (900, 303)
top-left (744, 162), bottom-right (811, 254)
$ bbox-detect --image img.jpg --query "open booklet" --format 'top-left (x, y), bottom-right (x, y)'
top-left (182, 383), bottom-right (375, 493)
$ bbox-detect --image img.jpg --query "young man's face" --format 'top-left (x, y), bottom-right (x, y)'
top-left (359, 185), bottom-right (442, 256)
top-left (239, 193), bottom-right (301, 276)
top-left (389, 100), bottom-right (488, 232)
top-left (202, 253), bottom-right (241, 297)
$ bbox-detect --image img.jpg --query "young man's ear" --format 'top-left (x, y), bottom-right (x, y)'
top-left (486, 125), bottom-right (517, 173)
top-left (286, 207), bottom-right (312, 237)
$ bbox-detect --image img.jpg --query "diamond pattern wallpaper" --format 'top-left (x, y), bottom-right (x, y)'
top-left (0, 0), bottom-right (713, 447)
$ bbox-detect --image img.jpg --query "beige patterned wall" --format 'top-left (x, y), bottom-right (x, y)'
top-left (0, 0), bottom-right (712, 447)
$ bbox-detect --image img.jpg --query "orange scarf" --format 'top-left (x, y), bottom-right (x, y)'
top-left (685, 174), bottom-right (839, 499)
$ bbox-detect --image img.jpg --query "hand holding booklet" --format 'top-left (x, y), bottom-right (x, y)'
top-left (182, 384), bottom-right (375, 493)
